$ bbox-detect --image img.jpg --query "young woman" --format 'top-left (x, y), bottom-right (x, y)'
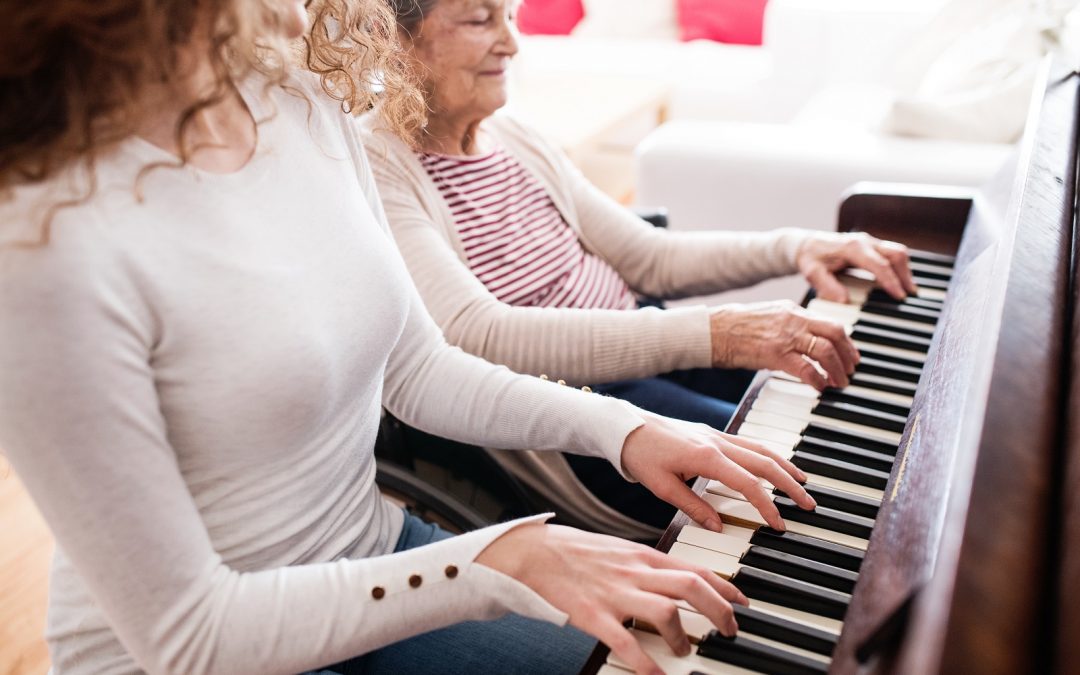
top-left (0, 1), bottom-right (814, 674)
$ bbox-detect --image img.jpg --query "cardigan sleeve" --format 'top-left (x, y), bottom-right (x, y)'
top-left (364, 129), bottom-right (717, 386)
top-left (496, 116), bottom-right (812, 301)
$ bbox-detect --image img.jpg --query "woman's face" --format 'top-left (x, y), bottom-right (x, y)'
top-left (408, 0), bottom-right (519, 123)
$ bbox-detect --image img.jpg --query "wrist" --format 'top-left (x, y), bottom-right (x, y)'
top-left (475, 522), bottom-right (545, 581)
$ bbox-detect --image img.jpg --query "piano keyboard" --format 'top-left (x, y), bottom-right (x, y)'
top-left (596, 250), bottom-right (955, 675)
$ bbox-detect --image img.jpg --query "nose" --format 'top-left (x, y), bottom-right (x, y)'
top-left (496, 13), bottom-right (519, 57)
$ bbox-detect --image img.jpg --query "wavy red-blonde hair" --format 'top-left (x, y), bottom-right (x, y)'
top-left (0, 0), bottom-right (424, 242)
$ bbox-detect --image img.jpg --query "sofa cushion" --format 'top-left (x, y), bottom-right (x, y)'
top-left (677, 0), bottom-right (769, 45)
top-left (573, 0), bottom-right (679, 39)
top-left (516, 0), bottom-right (584, 35)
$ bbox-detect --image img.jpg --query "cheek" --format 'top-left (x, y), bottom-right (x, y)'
top-left (282, 0), bottom-right (308, 39)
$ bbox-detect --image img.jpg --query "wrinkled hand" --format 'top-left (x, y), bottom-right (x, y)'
top-left (477, 523), bottom-right (748, 675)
top-left (710, 300), bottom-right (859, 389)
top-left (620, 412), bottom-right (816, 533)
top-left (795, 231), bottom-right (917, 302)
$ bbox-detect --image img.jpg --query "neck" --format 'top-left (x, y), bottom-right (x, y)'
top-left (419, 113), bottom-right (486, 155)
top-left (135, 36), bottom-right (257, 173)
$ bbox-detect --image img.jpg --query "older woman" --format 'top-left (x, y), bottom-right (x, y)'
top-left (360, 0), bottom-right (915, 527)
top-left (0, 1), bottom-right (816, 674)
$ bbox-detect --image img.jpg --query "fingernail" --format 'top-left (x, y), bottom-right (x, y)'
top-left (807, 496), bottom-right (818, 509)
top-left (679, 638), bottom-right (692, 656)
top-left (774, 519), bottom-right (787, 532)
top-left (705, 517), bottom-right (724, 533)
top-left (737, 591), bottom-right (749, 606)
top-left (727, 618), bottom-right (739, 636)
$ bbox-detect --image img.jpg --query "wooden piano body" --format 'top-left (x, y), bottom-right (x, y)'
top-left (583, 57), bottom-right (1080, 675)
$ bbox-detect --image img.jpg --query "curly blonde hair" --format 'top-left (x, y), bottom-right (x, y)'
top-left (0, 0), bottom-right (424, 243)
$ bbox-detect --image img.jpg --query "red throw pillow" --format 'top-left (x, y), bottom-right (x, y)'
top-left (516, 0), bottom-right (584, 35)
top-left (677, 0), bottom-right (769, 46)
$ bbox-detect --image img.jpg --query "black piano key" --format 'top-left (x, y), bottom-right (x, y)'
top-left (793, 452), bottom-right (891, 490)
top-left (774, 496), bottom-right (876, 540)
top-left (784, 482), bottom-right (881, 520)
top-left (854, 347), bottom-right (925, 372)
top-left (731, 604), bottom-right (839, 657)
top-left (848, 373), bottom-right (918, 398)
top-left (731, 566), bottom-right (851, 620)
top-left (863, 300), bottom-right (940, 325)
top-left (796, 437), bottom-right (895, 472)
top-left (803, 425), bottom-right (899, 456)
top-left (741, 546), bottom-right (858, 594)
top-left (697, 632), bottom-right (829, 675)
top-left (850, 325), bottom-right (932, 353)
top-left (907, 262), bottom-right (951, 281)
top-left (853, 317), bottom-right (934, 340)
top-left (855, 356), bottom-right (922, 383)
top-left (813, 401), bottom-right (908, 434)
top-left (821, 390), bottom-right (909, 418)
top-left (907, 249), bottom-right (956, 267)
top-left (750, 528), bottom-right (864, 572)
top-left (911, 274), bottom-right (949, 291)
top-left (867, 288), bottom-right (944, 310)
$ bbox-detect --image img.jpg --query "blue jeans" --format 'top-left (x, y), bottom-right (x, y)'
top-left (566, 368), bottom-right (755, 529)
top-left (307, 512), bottom-right (596, 675)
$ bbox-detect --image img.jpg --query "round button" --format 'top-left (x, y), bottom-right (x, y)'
top-left (371, 586), bottom-right (386, 600)
top-left (444, 565), bottom-right (459, 579)
top-left (557, 379), bottom-right (566, 386)
top-left (581, 386), bottom-right (593, 393)
top-left (409, 574), bottom-right (423, 588)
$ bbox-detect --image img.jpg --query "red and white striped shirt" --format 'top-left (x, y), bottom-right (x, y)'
top-left (419, 144), bottom-right (636, 310)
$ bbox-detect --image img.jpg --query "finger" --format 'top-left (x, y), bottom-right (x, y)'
top-left (637, 570), bottom-right (739, 637)
top-left (593, 618), bottom-right (662, 675)
top-left (725, 445), bottom-right (816, 511)
top-left (695, 455), bottom-right (786, 531)
top-left (728, 435), bottom-right (808, 483)
top-left (806, 334), bottom-right (849, 388)
top-left (643, 551), bottom-right (749, 607)
top-left (851, 246), bottom-right (905, 300)
top-left (878, 241), bottom-right (917, 294)
top-left (632, 593), bottom-right (693, 655)
top-left (650, 474), bottom-right (726, 533)
top-left (804, 263), bottom-right (849, 303)
top-left (779, 353), bottom-right (828, 391)
top-left (807, 318), bottom-right (859, 371)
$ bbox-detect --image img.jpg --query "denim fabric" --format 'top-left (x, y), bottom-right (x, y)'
top-left (306, 511), bottom-right (596, 675)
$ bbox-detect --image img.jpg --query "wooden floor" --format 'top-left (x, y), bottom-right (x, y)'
top-left (1, 462), bottom-right (53, 675)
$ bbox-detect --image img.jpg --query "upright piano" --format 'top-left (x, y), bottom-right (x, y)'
top-left (583, 57), bottom-right (1080, 675)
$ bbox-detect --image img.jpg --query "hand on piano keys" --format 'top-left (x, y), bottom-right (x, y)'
top-left (593, 250), bottom-right (954, 674)
top-left (793, 231), bottom-right (918, 303)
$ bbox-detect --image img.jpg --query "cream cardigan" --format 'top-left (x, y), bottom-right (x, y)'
top-left (359, 112), bottom-right (810, 387)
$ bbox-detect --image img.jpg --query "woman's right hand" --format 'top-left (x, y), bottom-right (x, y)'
top-left (709, 300), bottom-right (858, 390)
top-left (476, 523), bottom-right (747, 675)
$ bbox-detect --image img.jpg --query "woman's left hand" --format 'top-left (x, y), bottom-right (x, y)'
top-left (619, 413), bottom-right (817, 534)
top-left (795, 232), bottom-right (917, 303)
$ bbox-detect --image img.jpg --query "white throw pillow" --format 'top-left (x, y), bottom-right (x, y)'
top-left (883, 0), bottom-right (1078, 143)
top-left (573, 0), bottom-right (679, 40)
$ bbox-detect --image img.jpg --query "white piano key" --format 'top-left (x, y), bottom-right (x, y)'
top-left (704, 493), bottom-right (870, 551)
top-left (678, 522), bottom-right (757, 555)
top-left (748, 599), bottom-right (844, 636)
top-left (763, 377), bottom-right (823, 400)
top-left (853, 340), bottom-right (927, 364)
top-left (809, 298), bottom-right (935, 336)
top-left (753, 389), bottom-right (817, 413)
top-left (841, 384), bottom-right (914, 408)
top-left (670, 543), bottom-right (741, 578)
top-left (746, 407), bottom-right (904, 446)
top-left (801, 474), bottom-right (886, 501)
top-left (737, 423), bottom-right (803, 448)
top-left (706, 473), bottom-right (885, 505)
top-left (597, 665), bottom-right (633, 675)
top-left (915, 287), bottom-right (947, 302)
top-left (607, 629), bottom-right (757, 675)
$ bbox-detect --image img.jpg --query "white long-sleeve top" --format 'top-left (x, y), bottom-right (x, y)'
top-left (0, 75), bottom-right (647, 675)
top-left (359, 113), bottom-right (811, 386)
